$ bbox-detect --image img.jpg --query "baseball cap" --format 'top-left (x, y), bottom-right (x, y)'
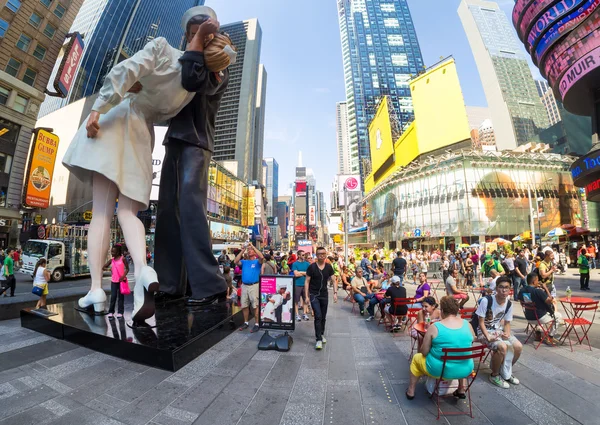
top-left (391, 276), bottom-right (401, 284)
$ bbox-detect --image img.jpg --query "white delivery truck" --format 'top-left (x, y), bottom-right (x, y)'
top-left (21, 225), bottom-right (115, 282)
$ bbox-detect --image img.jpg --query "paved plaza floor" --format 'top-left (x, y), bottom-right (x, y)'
top-left (0, 272), bottom-right (599, 425)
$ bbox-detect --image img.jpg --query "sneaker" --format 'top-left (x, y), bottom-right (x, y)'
top-left (107, 313), bottom-right (114, 319)
top-left (250, 324), bottom-right (260, 333)
top-left (489, 374), bottom-right (509, 389)
top-left (366, 316), bottom-right (374, 322)
top-left (504, 375), bottom-right (520, 385)
top-left (315, 340), bottom-right (323, 350)
top-left (303, 314), bottom-right (309, 321)
top-left (545, 336), bottom-right (560, 346)
top-left (238, 322), bottom-right (249, 331)
top-left (322, 337), bottom-right (327, 344)
top-left (296, 315), bottom-right (302, 322)
top-left (360, 310), bottom-right (365, 316)
top-left (116, 313), bottom-right (123, 318)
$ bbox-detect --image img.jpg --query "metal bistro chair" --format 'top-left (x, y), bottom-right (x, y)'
top-left (430, 345), bottom-right (487, 420)
top-left (521, 301), bottom-right (557, 350)
top-left (459, 308), bottom-right (476, 320)
top-left (559, 300), bottom-right (599, 351)
top-left (390, 298), bottom-right (415, 335)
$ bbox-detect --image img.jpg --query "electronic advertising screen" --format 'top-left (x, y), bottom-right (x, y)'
top-left (259, 275), bottom-right (295, 331)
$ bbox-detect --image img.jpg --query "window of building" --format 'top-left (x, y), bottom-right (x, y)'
top-left (33, 43), bottom-right (46, 61)
top-left (0, 19), bottom-right (8, 37)
top-left (29, 12), bottom-right (42, 28)
top-left (13, 94), bottom-right (28, 113)
top-left (5, 58), bottom-right (21, 77)
top-left (388, 34), bottom-right (404, 46)
top-left (40, 0), bottom-right (52, 8)
top-left (43, 22), bottom-right (56, 39)
top-left (16, 33), bottom-right (32, 52)
top-left (380, 3), bottom-right (395, 12)
top-left (0, 86), bottom-right (9, 105)
top-left (392, 53), bottom-right (408, 67)
top-left (22, 68), bottom-right (36, 86)
top-left (6, 0), bottom-right (21, 13)
top-left (53, 3), bottom-right (66, 18)
top-left (0, 153), bottom-right (13, 175)
top-left (384, 18), bottom-right (399, 27)
top-left (366, 34), bottom-right (372, 46)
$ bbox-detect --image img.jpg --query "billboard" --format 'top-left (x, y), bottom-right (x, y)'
top-left (259, 275), bottom-right (295, 331)
top-left (52, 33), bottom-right (84, 98)
top-left (295, 215), bottom-right (307, 232)
top-left (368, 97), bottom-right (394, 175)
top-left (309, 206), bottom-right (316, 226)
top-left (338, 175), bottom-right (361, 207)
top-left (24, 129), bottom-right (60, 208)
top-left (295, 181), bottom-right (307, 196)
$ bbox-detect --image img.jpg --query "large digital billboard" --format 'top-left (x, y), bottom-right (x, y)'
top-left (514, 0), bottom-right (600, 115)
top-left (368, 97), bottom-right (394, 175)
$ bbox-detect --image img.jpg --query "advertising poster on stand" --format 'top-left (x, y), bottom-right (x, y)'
top-left (259, 275), bottom-right (295, 330)
top-left (24, 129), bottom-right (60, 208)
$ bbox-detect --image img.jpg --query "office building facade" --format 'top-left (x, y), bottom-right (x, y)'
top-left (335, 101), bottom-right (354, 175)
top-left (458, 0), bottom-right (549, 150)
top-left (39, 0), bottom-right (203, 117)
top-left (337, 0), bottom-right (424, 179)
top-left (252, 64), bottom-right (266, 183)
top-left (0, 0), bottom-right (83, 246)
top-left (264, 157), bottom-right (278, 218)
top-left (213, 19), bottom-right (263, 184)
top-left (535, 79), bottom-right (561, 127)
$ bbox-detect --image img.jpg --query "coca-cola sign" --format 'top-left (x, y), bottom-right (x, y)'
top-left (54, 33), bottom-right (84, 98)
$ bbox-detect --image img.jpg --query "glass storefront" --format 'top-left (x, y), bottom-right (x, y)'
top-left (368, 152), bottom-right (596, 245)
top-left (208, 162), bottom-right (244, 226)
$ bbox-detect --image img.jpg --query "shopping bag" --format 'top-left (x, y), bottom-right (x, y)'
top-left (425, 377), bottom-right (458, 396)
top-left (32, 285), bottom-right (44, 296)
top-left (120, 278), bottom-right (131, 295)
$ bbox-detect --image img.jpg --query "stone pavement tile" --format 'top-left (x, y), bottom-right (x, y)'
top-left (45, 406), bottom-right (127, 425)
top-left (58, 359), bottom-right (122, 389)
top-left (299, 341), bottom-right (329, 370)
top-left (327, 337), bottom-right (358, 381)
top-left (362, 403), bottom-right (406, 425)
top-left (0, 405), bottom-right (59, 425)
top-left (356, 368), bottom-right (398, 406)
top-left (325, 383), bottom-right (364, 425)
top-left (0, 382), bottom-right (20, 400)
top-left (515, 368), bottom-right (600, 424)
top-left (66, 367), bottom-right (140, 404)
top-left (349, 318), bottom-right (371, 338)
top-left (0, 340), bottom-right (77, 370)
top-left (151, 406), bottom-right (198, 425)
top-left (191, 391), bottom-right (251, 425)
top-left (110, 368), bottom-right (172, 403)
top-left (169, 373), bottom-right (233, 415)
top-left (165, 351), bottom-right (219, 388)
top-left (526, 347), bottom-right (600, 386)
top-left (0, 385), bottom-right (58, 421)
top-left (263, 355), bottom-right (303, 391)
top-left (221, 359), bottom-right (277, 400)
top-left (41, 396), bottom-right (83, 415)
top-left (288, 367), bottom-right (327, 404)
top-left (39, 352), bottom-right (108, 381)
top-left (37, 346), bottom-right (95, 369)
top-left (236, 386), bottom-right (290, 425)
top-left (217, 337), bottom-right (265, 377)
top-left (85, 398), bottom-right (119, 417)
top-left (0, 367), bottom-right (27, 385)
top-left (96, 393), bottom-right (130, 410)
top-left (0, 330), bottom-right (46, 346)
top-left (278, 402), bottom-right (324, 425)
top-left (352, 337), bottom-right (376, 359)
top-left (112, 380), bottom-right (188, 425)
top-left (0, 335), bottom-right (52, 354)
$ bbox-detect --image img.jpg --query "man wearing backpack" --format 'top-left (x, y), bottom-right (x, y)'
top-left (473, 275), bottom-right (522, 389)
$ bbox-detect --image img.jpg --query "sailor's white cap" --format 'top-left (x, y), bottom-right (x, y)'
top-left (181, 6), bottom-right (217, 30)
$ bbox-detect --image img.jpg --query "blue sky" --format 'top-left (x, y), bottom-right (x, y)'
top-left (209, 0), bottom-right (536, 204)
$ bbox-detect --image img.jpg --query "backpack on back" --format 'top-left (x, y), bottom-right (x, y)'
top-left (470, 295), bottom-right (512, 334)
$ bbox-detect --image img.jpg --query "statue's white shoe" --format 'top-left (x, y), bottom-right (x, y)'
top-left (78, 288), bottom-right (106, 313)
top-left (132, 266), bottom-right (159, 323)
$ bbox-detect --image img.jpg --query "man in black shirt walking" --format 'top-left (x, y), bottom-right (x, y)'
top-left (305, 247), bottom-right (337, 350)
top-left (514, 249), bottom-right (529, 292)
top-left (392, 251), bottom-right (407, 285)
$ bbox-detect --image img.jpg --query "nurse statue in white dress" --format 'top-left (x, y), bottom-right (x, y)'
top-left (62, 35), bottom-right (197, 323)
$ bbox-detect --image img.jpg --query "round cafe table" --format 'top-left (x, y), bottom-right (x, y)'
top-left (558, 297), bottom-right (596, 349)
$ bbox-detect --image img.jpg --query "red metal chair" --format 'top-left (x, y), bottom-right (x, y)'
top-left (389, 298), bottom-right (414, 335)
top-left (406, 307), bottom-right (422, 332)
top-left (559, 301), bottom-right (598, 351)
top-left (430, 345), bottom-right (487, 420)
top-left (458, 308), bottom-right (476, 320)
top-left (521, 301), bottom-right (556, 350)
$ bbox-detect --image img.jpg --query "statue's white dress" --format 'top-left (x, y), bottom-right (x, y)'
top-left (63, 37), bottom-right (194, 209)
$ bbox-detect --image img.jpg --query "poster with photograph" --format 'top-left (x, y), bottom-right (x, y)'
top-left (259, 275), bottom-right (295, 331)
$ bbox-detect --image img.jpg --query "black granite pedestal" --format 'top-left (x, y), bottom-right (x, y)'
top-left (20, 298), bottom-right (244, 371)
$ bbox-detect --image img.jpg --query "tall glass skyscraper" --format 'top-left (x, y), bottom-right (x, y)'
top-left (458, 0), bottom-right (549, 150)
top-left (40, 0), bottom-right (203, 117)
top-left (337, 0), bottom-right (424, 179)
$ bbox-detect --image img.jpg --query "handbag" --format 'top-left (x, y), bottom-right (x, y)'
top-left (120, 278), bottom-right (131, 295)
top-left (32, 284), bottom-right (44, 296)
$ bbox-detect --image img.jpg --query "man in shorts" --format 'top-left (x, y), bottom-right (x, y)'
top-left (292, 252), bottom-right (311, 321)
top-left (234, 244), bottom-right (264, 332)
top-left (445, 268), bottom-right (469, 308)
top-left (476, 276), bottom-right (522, 389)
top-left (538, 247), bottom-right (558, 298)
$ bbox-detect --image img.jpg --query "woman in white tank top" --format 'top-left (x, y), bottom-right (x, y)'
top-left (33, 258), bottom-right (51, 309)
